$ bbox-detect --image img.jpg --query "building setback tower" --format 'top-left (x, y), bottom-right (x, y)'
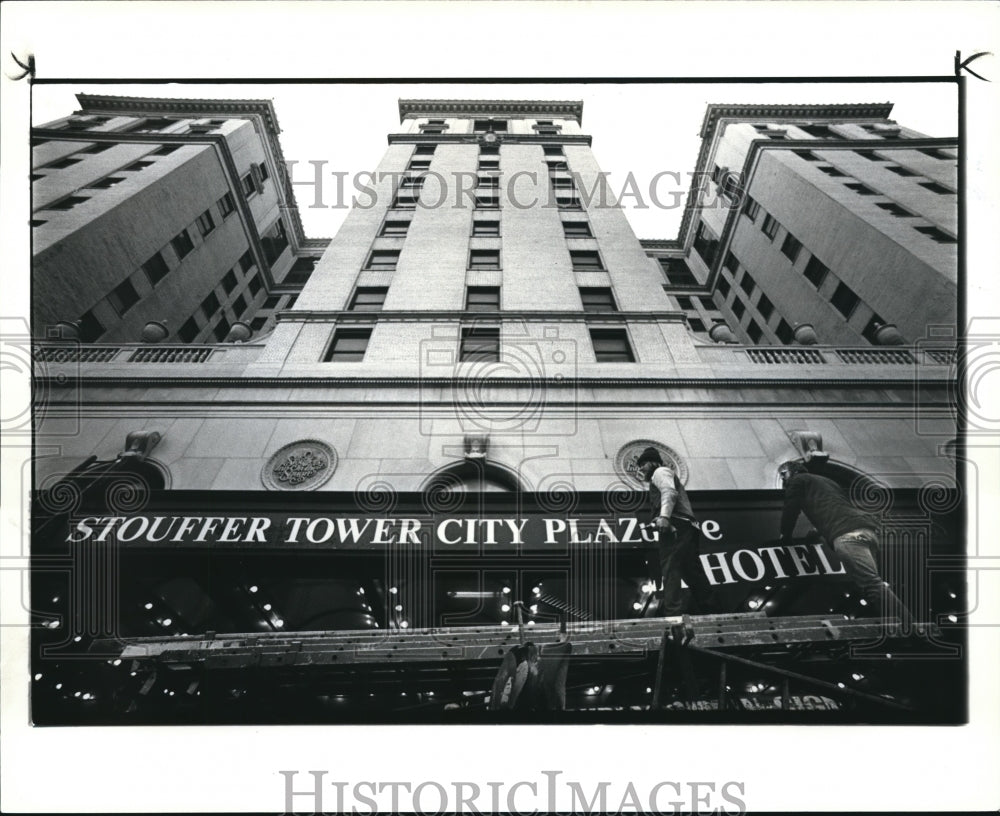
top-left (30, 96), bottom-right (963, 723)
top-left (32, 97), bottom-right (326, 345)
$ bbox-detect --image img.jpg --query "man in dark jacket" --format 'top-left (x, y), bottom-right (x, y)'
top-left (778, 460), bottom-right (910, 623)
top-left (636, 447), bottom-right (713, 615)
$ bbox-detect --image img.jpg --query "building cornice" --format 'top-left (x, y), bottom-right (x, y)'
top-left (387, 133), bottom-right (593, 146)
top-left (35, 375), bottom-right (953, 391)
top-left (698, 103), bottom-right (896, 139)
top-left (399, 99), bottom-right (583, 123)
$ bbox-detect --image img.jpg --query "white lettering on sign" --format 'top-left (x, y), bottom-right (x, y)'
top-left (700, 519), bottom-right (722, 541)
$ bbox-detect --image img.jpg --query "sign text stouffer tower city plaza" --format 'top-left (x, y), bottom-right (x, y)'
top-left (66, 513), bottom-right (848, 587)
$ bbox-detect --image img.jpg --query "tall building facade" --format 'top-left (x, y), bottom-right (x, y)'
top-left (31, 96), bottom-right (327, 345)
top-left (30, 97), bottom-right (962, 722)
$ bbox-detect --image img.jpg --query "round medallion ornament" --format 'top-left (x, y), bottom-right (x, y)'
top-left (262, 440), bottom-right (337, 491)
top-left (614, 440), bottom-right (689, 488)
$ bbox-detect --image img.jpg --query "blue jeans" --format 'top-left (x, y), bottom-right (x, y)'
top-left (832, 529), bottom-right (911, 624)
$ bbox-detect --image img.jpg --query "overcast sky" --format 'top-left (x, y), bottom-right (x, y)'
top-left (33, 81), bottom-right (958, 241)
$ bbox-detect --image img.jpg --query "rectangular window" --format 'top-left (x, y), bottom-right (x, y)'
top-left (81, 143), bottom-right (114, 154)
top-left (747, 320), bottom-right (763, 343)
top-left (264, 296), bottom-right (281, 309)
top-left (201, 291), bottom-right (220, 319)
top-left (781, 233), bottom-right (803, 262)
top-left (723, 252), bottom-right (739, 276)
top-left (845, 183), bottom-right (879, 196)
top-left (776, 319), bottom-right (794, 345)
top-left (419, 125), bottom-right (447, 134)
top-left (474, 194), bottom-right (500, 210)
top-left (660, 258), bottom-right (698, 287)
top-left (556, 196), bottom-right (582, 210)
top-left (693, 221), bottom-right (720, 266)
top-left (739, 272), bottom-right (755, 296)
top-left (551, 176), bottom-right (575, 190)
top-left (142, 252), bottom-right (170, 286)
top-left (761, 213), bottom-right (779, 240)
top-left (218, 192), bottom-right (236, 217)
top-left (732, 298), bottom-right (746, 319)
top-left (803, 256), bottom-right (829, 288)
top-left (366, 250), bottom-right (400, 271)
top-left (196, 209), bottom-right (216, 237)
top-left (590, 329), bottom-right (635, 363)
top-left (286, 295), bottom-right (299, 308)
top-left (743, 196), bottom-right (761, 220)
top-left (476, 175), bottom-right (500, 189)
top-left (473, 119), bottom-right (508, 133)
top-left (688, 317), bottom-right (706, 333)
top-left (915, 225), bottom-right (958, 244)
top-left (213, 317), bottom-right (232, 342)
top-left (799, 124), bottom-right (842, 139)
top-left (171, 229), bottom-right (194, 259)
top-left (347, 286), bottom-right (389, 312)
top-left (886, 165), bottom-right (918, 177)
top-left (257, 162), bottom-right (269, 182)
top-left (466, 287), bottom-right (500, 312)
top-left (479, 145), bottom-right (500, 157)
top-left (579, 287), bottom-right (617, 312)
top-left (400, 176), bottom-right (424, 190)
top-left (478, 159), bottom-right (500, 172)
top-left (250, 317), bottom-right (268, 332)
top-left (570, 250), bottom-right (604, 271)
top-left (44, 194), bottom-right (90, 211)
top-left (876, 201), bottom-right (916, 217)
top-left (238, 251), bottom-right (254, 273)
top-left (122, 117), bottom-right (173, 133)
top-left (152, 144), bottom-right (179, 156)
top-left (241, 173), bottom-right (257, 197)
top-left (222, 270), bottom-right (238, 293)
top-left (830, 282), bottom-right (860, 319)
top-left (460, 326), bottom-right (500, 362)
top-left (408, 159), bottom-right (432, 171)
top-left (546, 160), bottom-right (568, 172)
top-left (85, 176), bottom-right (125, 189)
top-left (233, 294), bottom-right (248, 317)
top-left (562, 220), bottom-right (592, 238)
top-left (414, 144), bottom-right (436, 156)
top-left (716, 276), bottom-right (731, 297)
top-left (794, 150), bottom-right (821, 162)
top-left (45, 157), bottom-right (82, 170)
top-left (108, 279), bottom-right (140, 316)
top-left (247, 275), bottom-right (262, 296)
top-left (817, 166), bottom-right (847, 177)
top-left (469, 249), bottom-right (501, 270)
top-left (472, 220), bottom-right (500, 237)
top-left (178, 317), bottom-right (200, 343)
top-left (757, 293), bottom-right (774, 320)
top-left (676, 296), bottom-right (694, 310)
top-left (380, 219), bottom-right (410, 237)
top-left (919, 181), bottom-right (954, 194)
top-left (76, 308), bottom-right (104, 342)
top-left (123, 160), bottom-right (154, 172)
top-left (543, 145), bottom-right (564, 156)
top-left (918, 148), bottom-right (954, 160)
top-left (392, 194), bottom-right (419, 209)
top-left (31, 219), bottom-right (46, 227)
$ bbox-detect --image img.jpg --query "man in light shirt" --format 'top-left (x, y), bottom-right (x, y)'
top-left (635, 447), bottom-right (714, 616)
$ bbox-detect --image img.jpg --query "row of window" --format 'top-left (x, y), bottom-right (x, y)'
top-left (717, 255), bottom-right (791, 344)
top-left (736, 205), bottom-right (897, 343)
top-left (338, 284), bottom-right (621, 314)
top-left (43, 116), bottom-right (229, 136)
top-left (322, 326), bottom-right (632, 363)
top-left (176, 266), bottom-right (264, 343)
top-left (753, 123), bottom-right (956, 159)
top-left (793, 149), bottom-right (955, 194)
top-left (417, 119), bottom-right (564, 136)
top-left (363, 244), bottom-right (603, 274)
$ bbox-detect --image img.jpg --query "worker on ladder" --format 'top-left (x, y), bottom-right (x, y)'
top-left (636, 447), bottom-right (715, 616)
